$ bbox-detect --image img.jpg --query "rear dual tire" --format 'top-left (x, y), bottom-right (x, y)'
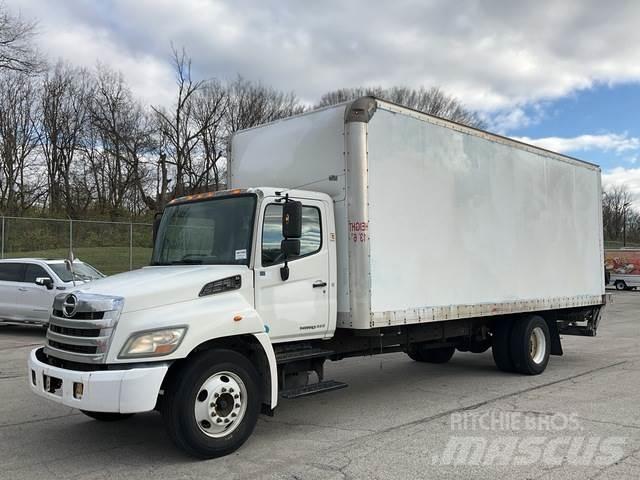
top-left (492, 315), bottom-right (550, 375)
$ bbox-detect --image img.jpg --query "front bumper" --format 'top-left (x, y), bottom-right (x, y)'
top-left (28, 348), bottom-right (168, 413)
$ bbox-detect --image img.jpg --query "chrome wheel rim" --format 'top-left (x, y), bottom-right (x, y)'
top-left (529, 326), bottom-right (546, 365)
top-left (194, 371), bottom-right (247, 438)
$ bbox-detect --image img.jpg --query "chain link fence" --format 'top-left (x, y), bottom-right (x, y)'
top-left (0, 216), bottom-right (153, 276)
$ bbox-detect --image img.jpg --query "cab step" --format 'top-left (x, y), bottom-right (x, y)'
top-left (280, 380), bottom-right (348, 399)
top-left (275, 348), bottom-right (334, 364)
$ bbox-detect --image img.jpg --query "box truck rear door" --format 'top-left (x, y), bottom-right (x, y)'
top-left (255, 199), bottom-right (329, 342)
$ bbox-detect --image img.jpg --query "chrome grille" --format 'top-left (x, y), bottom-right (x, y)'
top-left (45, 293), bottom-right (124, 364)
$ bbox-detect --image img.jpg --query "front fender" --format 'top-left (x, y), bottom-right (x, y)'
top-left (106, 291), bottom-right (267, 363)
top-left (252, 332), bottom-right (278, 408)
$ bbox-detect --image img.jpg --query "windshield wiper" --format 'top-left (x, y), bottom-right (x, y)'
top-left (169, 258), bottom-right (204, 265)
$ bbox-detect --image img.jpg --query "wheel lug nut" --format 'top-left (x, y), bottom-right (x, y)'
top-left (234, 394), bottom-right (239, 399)
top-left (216, 418), bottom-right (222, 423)
top-left (224, 418), bottom-right (230, 423)
top-left (231, 413), bottom-right (237, 417)
top-left (229, 388), bottom-right (234, 393)
top-left (210, 402), bottom-right (215, 408)
top-left (235, 403), bottom-right (240, 408)
top-left (214, 393), bottom-right (219, 398)
top-left (221, 388), bottom-right (227, 393)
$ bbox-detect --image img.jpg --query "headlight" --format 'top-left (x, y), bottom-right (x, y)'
top-left (119, 327), bottom-right (187, 359)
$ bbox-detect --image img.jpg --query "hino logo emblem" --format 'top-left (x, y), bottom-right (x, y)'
top-left (62, 294), bottom-right (78, 317)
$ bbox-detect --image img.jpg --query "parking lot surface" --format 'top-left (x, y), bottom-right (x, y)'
top-left (1, 291), bottom-right (639, 479)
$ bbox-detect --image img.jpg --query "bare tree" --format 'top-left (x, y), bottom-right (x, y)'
top-left (192, 80), bottom-right (227, 191)
top-left (316, 86), bottom-right (484, 128)
top-left (152, 46), bottom-right (207, 200)
top-left (0, 71), bottom-right (41, 212)
top-left (38, 62), bottom-right (92, 214)
top-left (602, 184), bottom-right (640, 244)
top-left (0, 5), bottom-right (42, 73)
top-left (225, 75), bottom-right (305, 135)
top-left (88, 65), bottom-right (156, 215)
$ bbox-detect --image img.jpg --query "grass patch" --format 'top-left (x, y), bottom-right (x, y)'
top-left (3, 247), bottom-right (153, 276)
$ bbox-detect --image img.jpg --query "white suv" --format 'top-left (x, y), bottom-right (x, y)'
top-left (0, 258), bottom-right (104, 326)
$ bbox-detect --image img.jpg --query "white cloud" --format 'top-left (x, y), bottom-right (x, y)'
top-left (6, 0), bottom-right (640, 111)
top-left (487, 103), bottom-right (546, 134)
top-left (487, 108), bottom-right (532, 133)
top-left (512, 133), bottom-right (640, 154)
top-left (603, 167), bottom-right (640, 210)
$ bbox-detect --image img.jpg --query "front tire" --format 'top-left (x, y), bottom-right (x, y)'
top-left (80, 410), bottom-right (134, 421)
top-left (162, 349), bottom-right (261, 459)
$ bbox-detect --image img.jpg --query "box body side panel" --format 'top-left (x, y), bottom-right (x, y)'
top-left (366, 107), bottom-right (604, 325)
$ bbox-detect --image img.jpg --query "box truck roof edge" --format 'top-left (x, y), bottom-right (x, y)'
top-left (230, 95), bottom-right (600, 173)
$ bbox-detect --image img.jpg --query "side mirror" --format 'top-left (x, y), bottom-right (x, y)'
top-left (152, 212), bottom-right (163, 246)
top-left (282, 201), bottom-right (302, 238)
top-left (281, 238), bottom-right (300, 257)
top-left (35, 277), bottom-right (54, 290)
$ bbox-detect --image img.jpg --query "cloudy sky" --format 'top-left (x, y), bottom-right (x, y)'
top-left (8, 0), bottom-right (640, 204)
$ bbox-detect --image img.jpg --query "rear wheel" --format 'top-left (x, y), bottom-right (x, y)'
top-left (162, 349), bottom-right (260, 459)
top-left (408, 345), bottom-right (455, 363)
top-left (80, 410), bottom-right (134, 422)
top-left (509, 315), bottom-right (550, 375)
top-left (615, 280), bottom-right (627, 291)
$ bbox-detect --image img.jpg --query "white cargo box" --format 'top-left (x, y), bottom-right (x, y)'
top-left (230, 98), bottom-right (605, 329)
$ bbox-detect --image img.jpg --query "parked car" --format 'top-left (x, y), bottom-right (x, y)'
top-left (0, 258), bottom-right (104, 326)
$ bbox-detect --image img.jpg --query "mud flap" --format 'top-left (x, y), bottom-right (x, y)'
top-left (545, 316), bottom-right (563, 356)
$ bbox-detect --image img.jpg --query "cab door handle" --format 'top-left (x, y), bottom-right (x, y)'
top-left (313, 281), bottom-right (327, 288)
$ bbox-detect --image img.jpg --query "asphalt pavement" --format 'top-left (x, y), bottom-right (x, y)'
top-left (1, 291), bottom-right (639, 479)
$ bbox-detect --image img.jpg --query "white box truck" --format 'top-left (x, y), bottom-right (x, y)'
top-left (28, 97), bottom-right (606, 458)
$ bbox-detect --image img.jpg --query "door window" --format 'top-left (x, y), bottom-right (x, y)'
top-left (262, 204), bottom-right (322, 266)
top-left (0, 263), bottom-right (25, 282)
top-left (24, 264), bottom-right (49, 283)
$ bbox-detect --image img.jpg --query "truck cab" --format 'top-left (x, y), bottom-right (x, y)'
top-left (149, 187), bottom-right (337, 343)
top-left (28, 187), bottom-right (336, 458)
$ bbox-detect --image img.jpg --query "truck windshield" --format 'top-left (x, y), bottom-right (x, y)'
top-left (151, 194), bottom-right (257, 266)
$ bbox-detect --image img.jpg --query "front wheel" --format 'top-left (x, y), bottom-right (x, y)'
top-left (162, 349), bottom-right (261, 459)
top-left (615, 280), bottom-right (627, 291)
